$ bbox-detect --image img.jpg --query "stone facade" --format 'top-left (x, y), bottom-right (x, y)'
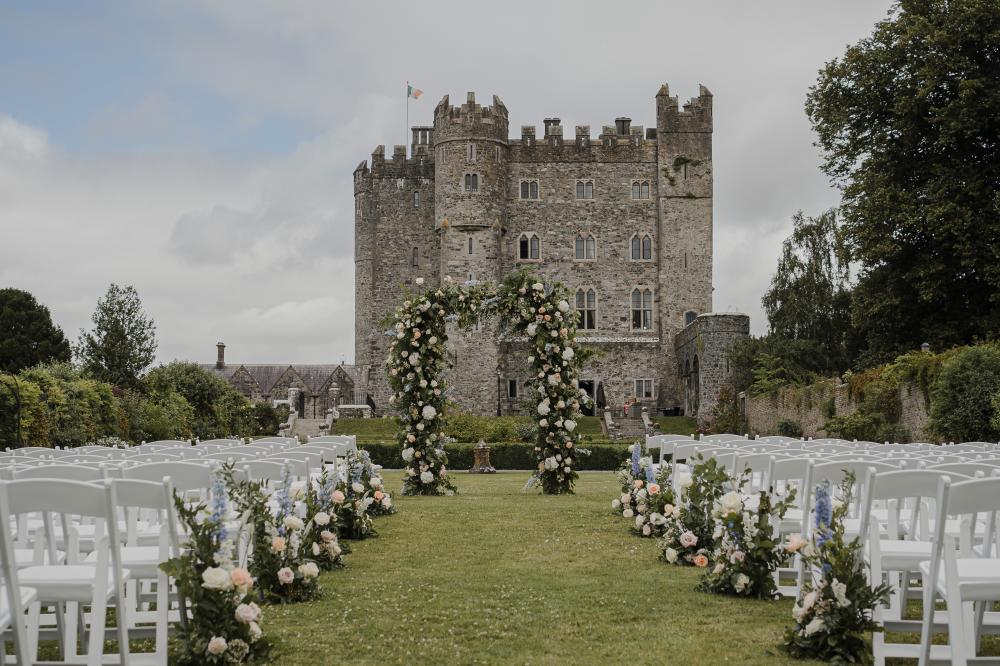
top-left (675, 313), bottom-right (750, 423)
top-left (354, 83), bottom-right (735, 417)
top-left (742, 380), bottom-right (933, 442)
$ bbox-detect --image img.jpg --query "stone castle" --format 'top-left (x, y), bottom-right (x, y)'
top-left (353, 82), bottom-right (747, 422)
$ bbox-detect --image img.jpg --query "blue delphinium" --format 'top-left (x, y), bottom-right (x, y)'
top-left (645, 458), bottom-right (656, 484)
top-left (814, 481), bottom-right (833, 547)
top-left (275, 465), bottom-right (293, 535)
top-left (209, 470), bottom-right (228, 543)
top-left (631, 444), bottom-right (641, 477)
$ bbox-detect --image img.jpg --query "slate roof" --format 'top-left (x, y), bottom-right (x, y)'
top-left (202, 362), bottom-right (358, 396)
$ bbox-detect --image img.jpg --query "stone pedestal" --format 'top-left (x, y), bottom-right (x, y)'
top-left (469, 439), bottom-right (496, 473)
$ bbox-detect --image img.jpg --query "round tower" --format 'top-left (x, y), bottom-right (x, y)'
top-left (432, 92), bottom-right (509, 414)
top-left (432, 92), bottom-right (509, 285)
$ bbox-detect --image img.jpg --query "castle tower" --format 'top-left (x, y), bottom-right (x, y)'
top-left (655, 84), bottom-right (714, 406)
top-left (432, 92), bottom-right (510, 413)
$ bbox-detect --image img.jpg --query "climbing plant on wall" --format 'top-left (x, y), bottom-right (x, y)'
top-left (384, 271), bottom-right (591, 495)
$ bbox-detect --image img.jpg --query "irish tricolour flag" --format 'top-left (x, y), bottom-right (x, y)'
top-left (407, 84), bottom-right (423, 99)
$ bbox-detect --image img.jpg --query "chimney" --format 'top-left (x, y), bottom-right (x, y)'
top-left (216, 342), bottom-right (226, 369)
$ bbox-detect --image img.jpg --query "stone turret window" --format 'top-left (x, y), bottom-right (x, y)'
top-left (684, 310), bottom-right (698, 326)
top-left (575, 180), bottom-right (594, 199)
top-left (575, 288), bottom-right (596, 330)
top-left (574, 234), bottom-right (595, 260)
top-left (468, 236), bottom-right (473, 254)
top-left (631, 180), bottom-right (650, 200)
top-left (464, 173), bottom-right (479, 192)
top-left (519, 180), bottom-right (539, 200)
top-left (411, 247), bottom-right (419, 267)
top-left (467, 143), bottom-right (477, 163)
top-left (518, 233), bottom-right (540, 261)
top-left (634, 378), bottom-right (654, 399)
top-left (631, 287), bottom-right (653, 330)
top-left (413, 191), bottom-right (419, 207)
top-left (630, 234), bottom-right (653, 261)
top-left (507, 379), bottom-right (518, 399)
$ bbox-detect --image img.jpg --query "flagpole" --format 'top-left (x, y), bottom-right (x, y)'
top-left (405, 80), bottom-right (409, 158)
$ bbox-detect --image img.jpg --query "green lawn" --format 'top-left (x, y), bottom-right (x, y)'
top-left (265, 472), bottom-right (819, 665)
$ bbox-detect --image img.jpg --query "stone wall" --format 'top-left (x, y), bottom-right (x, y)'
top-left (674, 313), bottom-right (749, 425)
top-left (742, 380), bottom-right (933, 441)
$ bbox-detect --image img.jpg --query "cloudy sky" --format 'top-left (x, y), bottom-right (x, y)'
top-left (0, 1), bottom-right (894, 365)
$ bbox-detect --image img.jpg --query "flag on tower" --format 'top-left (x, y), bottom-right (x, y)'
top-left (407, 84), bottom-right (423, 99)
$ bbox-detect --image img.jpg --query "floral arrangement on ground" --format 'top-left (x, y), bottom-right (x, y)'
top-left (658, 455), bottom-right (738, 567)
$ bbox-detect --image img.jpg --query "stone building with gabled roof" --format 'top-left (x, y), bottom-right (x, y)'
top-left (202, 342), bottom-right (360, 418)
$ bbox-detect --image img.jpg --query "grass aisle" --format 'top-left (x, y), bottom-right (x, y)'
top-left (267, 472), bottom-right (820, 665)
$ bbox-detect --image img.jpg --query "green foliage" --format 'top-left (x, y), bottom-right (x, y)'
top-left (709, 384), bottom-right (743, 434)
top-left (0, 288), bottom-right (71, 373)
top-left (145, 362), bottom-right (259, 439)
top-left (18, 364), bottom-right (119, 447)
top-left (822, 412), bottom-right (908, 444)
top-left (775, 420), bottom-right (803, 438)
top-left (76, 283), bottom-right (157, 388)
top-left (360, 441), bottom-right (629, 472)
top-left (806, 0), bottom-right (1000, 361)
top-left (930, 343), bottom-right (1000, 442)
top-left (119, 387), bottom-right (194, 443)
top-left (729, 336), bottom-right (832, 395)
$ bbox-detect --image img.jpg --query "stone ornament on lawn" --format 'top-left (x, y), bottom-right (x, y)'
top-left (384, 271), bottom-right (591, 495)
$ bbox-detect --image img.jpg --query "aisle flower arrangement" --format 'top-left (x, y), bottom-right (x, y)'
top-left (384, 271), bottom-right (589, 495)
top-left (344, 450), bottom-right (396, 517)
top-left (160, 471), bottom-right (271, 663)
top-left (658, 455), bottom-right (737, 566)
top-left (781, 475), bottom-right (891, 663)
top-left (697, 488), bottom-right (796, 599)
top-left (333, 466), bottom-right (377, 540)
top-left (612, 444), bottom-right (675, 538)
top-left (301, 468), bottom-right (346, 571)
top-left (230, 467), bottom-right (322, 604)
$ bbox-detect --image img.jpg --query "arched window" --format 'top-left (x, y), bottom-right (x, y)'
top-left (575, 288), bottom-right (596, 330)
top-left (411, 247), bottom-right (419, 267)
top-left (631, 180), bottom-right (650, 199)
top-left (518, 233), bottom-right (540, 260)
top-left (631, 288), bottom-right (653, 330)
top-left (575, 179), bottom-right (594, 199)
top-left (413, 191), bottom-right (420, 207)
top-left (464, 173), bottom-right (479, 192)
top-left (575, 234), bottom-right (595, 260)
top-left (630, 234), bottom-right (652, 261)
top-left (684, 310), bottom-right (698, 327)
top-left (520, 180), bottom-right (539, 200)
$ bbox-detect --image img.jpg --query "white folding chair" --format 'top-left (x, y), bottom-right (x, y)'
top-left (0, 483), bottom-right (36, 665)
top-left (919, 476), bottom-right (1000, 665)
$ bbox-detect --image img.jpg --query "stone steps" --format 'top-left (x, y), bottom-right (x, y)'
top-left (610, 417), bottom-right (649, 440)
top-left (292, 418), bottom-right (327, 438)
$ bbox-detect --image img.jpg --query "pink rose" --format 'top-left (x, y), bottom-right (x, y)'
top-left (277, 567), bottom-right (294, 585)
top-left (207, 636), bottom-right (227, 655)
top-left (620, 493), bottom-right (631, 505)
top-left (270, 536), bottom-right (286, 553)
top-left (374, 491), bottom-right (384, 501)
top-left (642, 524), bottom-right (651, 536)
top-left (633, 479), bottom-right (644, 489)
top-left (648, 483), bottom-right (660, 494)
top-left (332, 490), bottom-right (346, 503)
top-left (320, 530), bottom-right (336, 543)
top-left (731, 551), bottom-right (745, 564)
top-left (230, 568), bottom-right (253, 590)
top-left (235, 603), bottom-right (257, 624)
top-left (713, 562), bottom-right (726, 575)
top-left (679, 531), bottom-right (698, 548)
top-left (785, 533), bottom-right (807, 553)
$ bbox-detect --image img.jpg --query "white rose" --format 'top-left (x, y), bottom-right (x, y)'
top-left (720, 491), bottom-right (743, 516)
top-left (612, 499), bottom-right (621, 509)
top-left (832, 579), bottom-right (850, 608)
top-left (351, 482), bottom-right (364, 494)
top-left (532, 282), bottom-right (543, 291)
top-left (539, 419), bottom-right (548, 427)
top-left (207, 636), bottom-right (227, 655)
top-left (734, 573), bottom-right (750, 593)
top-left (421, 405), bottom-right (437, 420)
top-left (634, 515), bottom-right (645, 529)
top-left (298, 562), bottom-right (320, 580)
top-left (249, 621), bottom-right (263, 642)
top-left (623, 509), bottom-right (634, 518)
top-left (678, 473), bottom-right (693, 489)
top-left (537, 402), bottom-right (551, 416)
top-left (415, 277), bottom-right (424, 285)
top-left (664, 547), bottom-right (678, 564)
top-left (526, 323), bottom-right (538, 336)
top-left (557, 300), bottom-right (569, 312)
top-left (550, 330), bottom-right (558, 338)
top-left (563, 419), bottom-right (576, 432)
top-left (283, 516), bottom-right (304, 531)
top-left (420, 471), bottom-right (434, 484)
top-left (803, 617), bottom-right (824, 637)
top-left (402, 447), bottom-right (415, 462)
top-left (562, 347), bottom-right (574, 360)
top-left (547, 373), bottom-right (561, 385)
top-left (201, 567), bottom-right (233, 591)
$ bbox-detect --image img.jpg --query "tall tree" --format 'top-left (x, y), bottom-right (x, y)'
top-left (0, 288), bottom-right (71, 373)
top-left (806, 0), bottom-right (1000, 364)
top-left (76, 284), bottom-right (157, 388)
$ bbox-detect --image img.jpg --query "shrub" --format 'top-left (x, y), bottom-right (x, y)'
top-left (145, 362), bottom-right (251, 439)
top-left (360, 441), bottom-right (630, 471)
top-left (822, 412), bottom-right (909, 444)
top-left (710, 385), bottom-right (742, 434)
top-left (776, 419), bottom-right (803, 438)
top-left (930, 344), bottom-right (1000, 442)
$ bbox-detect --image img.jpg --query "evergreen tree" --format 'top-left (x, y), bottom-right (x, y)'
top-left (0, 288), bottom-right (71, 373)
top-left (76, 284), bottom-right (157, 388)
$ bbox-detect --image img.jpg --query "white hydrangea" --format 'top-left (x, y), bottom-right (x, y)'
top-left (557, 300), bottom-right (569, 312)
top-left (562, 347), bottom-right (574, 360)
top-left (421, 405), bottom-right (437, 420)
top-left (402, 447), bottom-right (415, 462)
top-left (351, 482), bottom-right (364, 494)
top-left (537, 402), bottom-right (551, 416)
top-left (563, 419), bottom-right (576, 432)
top-left (532, 282), bottom-right (544, 291)
top-left (526, 323), bottom-right (537, 336)
top-left (420, 471), bottom-right (434, 484)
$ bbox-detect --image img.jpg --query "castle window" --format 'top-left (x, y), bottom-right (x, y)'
top-left (467, 143), bottom-right (477, 162)
top-left (574, 234), bottom-right (595, 260)
top-left (412, 247), bottom-right (419, 267)
top-left (631, 180), bottom-right (650, 200)
top-left (518, 233), bottom-right (540, 261)
top-left (520, 180), bottom-right (539, 200)
top-left (684, 310), bottom-right (698, 326)
top-left (634, 378), bottom-right (654, 399)
top-left (496, 145), bottom-right (501, 161)
top-left (468, 236), bottom-right (473, 254)
top-left (630, 234), bottom-right (653, 261)
top-left (507, 379), bottom-right (518, 399)
top-left (631, 288), bottom-right (653, 330)
top-left (464, 173), bottom-right (479, 192)
top-left (413, 191), bottom-right (419, 207)
top-left (575, 180), bottom-right (594, 199)
top-left (576, 288), bottom-right (596, 330)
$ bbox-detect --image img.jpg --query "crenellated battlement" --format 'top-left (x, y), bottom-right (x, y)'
top-left (656, 83), bottom-right (713, 133)
top-left (433, 92), bottom-right (509, 143)
top-left (354, 144), bottom-right (435, 188)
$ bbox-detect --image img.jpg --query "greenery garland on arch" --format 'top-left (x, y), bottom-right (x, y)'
top-left (384, 271), bottom-right (592, 496)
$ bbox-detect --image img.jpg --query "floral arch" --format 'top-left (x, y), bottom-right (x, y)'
top-left (384, 272), bottom-right (591, 496)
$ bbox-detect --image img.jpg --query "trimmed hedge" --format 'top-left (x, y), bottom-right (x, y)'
top-left (361, 441), bottom-right (630, 471)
